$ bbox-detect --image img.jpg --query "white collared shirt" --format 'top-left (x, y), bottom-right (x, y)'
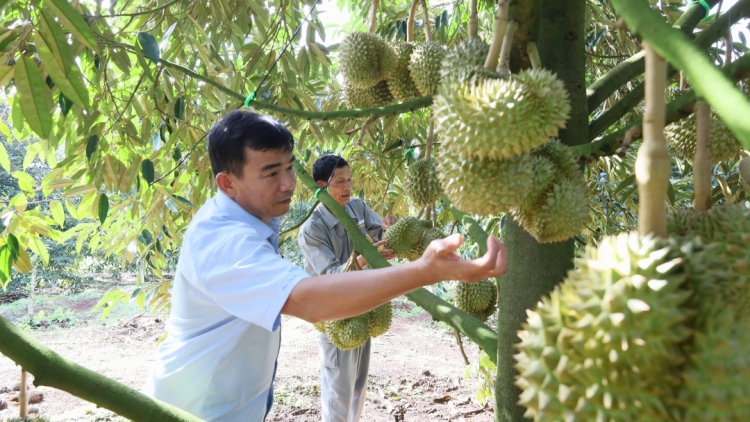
top-left (146, 191), bottom-right (309, 421)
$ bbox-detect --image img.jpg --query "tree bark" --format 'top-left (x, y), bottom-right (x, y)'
top-left (493, 1), bottom-right (586, 421)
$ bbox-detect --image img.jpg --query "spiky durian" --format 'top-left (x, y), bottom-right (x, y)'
top-left (455, 279), bottom-right (497, 321)
top-left (436, 149), bottom-right (536, 216)
top-left (433, 69), bottom-right (570, 161)
top-left (367, 302), bottom-right (393, 338)
top-left (510, 176), bottom-right (590, 243)
top-left (343, 80), bottom-right (394, 109)
top-left (338, 32), bottom-right (396, 89)
top-left (387, 42), bottom-right (422, 102)
top-left (325, 315), bottom-right (371, 350)
top-left (665, 113), bottom-right (742, 162)
top-left (514, 232), bottom-right (691, 422)
top-left (440, 38), bottom-right (496, 86)
top-left (404, 158), bottom-right (443, 206)
top-left (409, 41), bottom-right (446, 96)
top-left (384, 216), bottom-right (431, 256)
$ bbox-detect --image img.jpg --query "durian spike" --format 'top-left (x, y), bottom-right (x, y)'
top-left (19, 368), bottom-right (28, 417)
top-left (497, 20), bottom-right (518, 77)
top-left (368, 0), bottom-right (380, 33)
top-left (484, 0), bottom-right (509, 71)
top-left (468, 0), bottom-right (478, 40)
top-left (637, 41), bottom-right (669, 237)
top-left (693, 99), bottom-right (713, 211)
top-left (739, 156), bottom-right (750, 194)
top-left (527, 42), bottom-right (542, 70)
top-left (421, 0), bottom-right (433, 42)
top-left (407, 0), bottom-right (420, 42)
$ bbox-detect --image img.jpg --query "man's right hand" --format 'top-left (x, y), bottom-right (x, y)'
top-left (418, 234), bottom-right (507, 283)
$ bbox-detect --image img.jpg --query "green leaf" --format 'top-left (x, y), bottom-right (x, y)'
top-left (29, 236), bottom-right (50, 266)
top-left (172, 146), bottom-right (181, 161)
top-left (14, 56), bottom-right (53, 139)
top-left (86, 134), bottom-right (99, 160)
top-left (138, 229), bottom-right (154, 245)
top-left (59, 94), bottom-right (73, 116)
top-left (142, 159), bottom-right (155, 184)
top-left (0, 119), bottom-right (11, 140)
top-left (174, 97), bottom-right (185, 120)
top-left (6, 233), bottom-right (19, 261)
top-left (11, 94), bottom-right (23, 131)
top-left (0, 142), bottom-right (10, 172)
top-left (35, 12), bottom-right (90, 108)
top-left (0, 245), bottom-right (11, 286)
top-left (137, 32), bottom-right (160, 63)
top-left (172, 195), bottom-right (195, 207)
top-left (98, 193), bottom-right (109, 224)
top-left (50, 200), bottom-right (65, 227)
top-left (45, 0), bottom-right (99, 51)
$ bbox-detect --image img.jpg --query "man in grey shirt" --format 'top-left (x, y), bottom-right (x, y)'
top-left (298, 155), bottom-right (397, 422)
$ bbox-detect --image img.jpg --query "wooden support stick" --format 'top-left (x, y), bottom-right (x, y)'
top-left (693, 99), bottom-right (713, 211)
top-left (484, 0), bottom-right (509, 71)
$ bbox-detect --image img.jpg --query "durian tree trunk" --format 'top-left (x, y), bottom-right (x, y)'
top-left (493, 1), bottom-right (587, 421)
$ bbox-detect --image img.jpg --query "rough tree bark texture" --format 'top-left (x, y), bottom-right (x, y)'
top-left (493, 0), bottom-right (586, 421)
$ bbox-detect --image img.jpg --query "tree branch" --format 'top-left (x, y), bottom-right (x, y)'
top-left (586, 0), bottom-right (722, 113)
top-left (0, 316), bottom-right (203, 422)
top-left (293, 161), bottom-right (499, 363)
top-left (610, 0), bottom-right (750, 150)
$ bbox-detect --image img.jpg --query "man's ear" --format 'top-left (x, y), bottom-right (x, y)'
top-left (216, 172), bottom-right (235, 197)
top-left (316, 180), bottom-right (327, 188)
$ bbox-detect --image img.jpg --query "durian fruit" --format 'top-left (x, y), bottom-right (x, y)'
top-left (455, 279), bottom-right (497, 322)
top-left (409, 41), bottom-right (446, 96)
top-left (406, 226), bottom-right (446, 261)
top-left (440, 38), bottom-right (495, 86)
top-left (404, 158), bottom-right (443, 206)
top-left (325, 315), bottom-right (371, 350)
top-left (433, 68), bottom-right (571, 161)
top-left (679, 307), bottom-right (750, 421)
top-left (338, 32), bottom-right (396, 89)
top-left (665, 113), bottom-right (742, 162)
top-left (436, 148), bottom-right (536, 216)
top-left (383, 216), bottom-right (432, 256)
top-left (514, 232), bottom-right (691, 422)
top-left (387, 42), bottom-right (422, 102)
top-left (367, 302), bottom-right (393, 338)
top-left (343, 80), bottom-right (394, 109)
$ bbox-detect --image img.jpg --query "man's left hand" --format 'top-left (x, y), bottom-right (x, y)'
top-left (381, 215), bottom-right (397, 231)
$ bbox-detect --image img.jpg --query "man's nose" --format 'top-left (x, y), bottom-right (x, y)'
top-left (281, 171), bottom-right (296, 192)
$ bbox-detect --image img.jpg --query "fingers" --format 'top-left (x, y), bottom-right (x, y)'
top-left (373, 239), bottom-right (388, 247)
top-left (429, 233), bottom-right (463, 257)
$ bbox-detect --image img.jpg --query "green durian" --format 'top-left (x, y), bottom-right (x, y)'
top-left (455, 279), bottom-right (497, 321)
top-left (515, 232), bottom-right (691, 422)
top-left (338, 32), bottom-right (396, 89)
top-left (409, 41), bottom-right (446, 96)
top-left (433, 68), bottom-right (571, 161)
top-left (665, 113), bottom-right (742, 162)
top-left (404, 158), bottom-right (443, 206)
top-left (384, 216), bottom-right (431, 256)
top-left (436, 149), bottom-right (536, 216)
top-left (440, 38), bottom-right (496, 86)
top-left (325, 315), bottom-right (371, 350)
top-left (387, 42), bottom-right (422, 102)
top-left (367, 302), bottom-right (393, 338)
top-left (343, 80), bottom-right (394, 109)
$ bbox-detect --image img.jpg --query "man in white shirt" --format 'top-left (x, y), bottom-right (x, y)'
top-left (147, 110), bottom-right (508, 422)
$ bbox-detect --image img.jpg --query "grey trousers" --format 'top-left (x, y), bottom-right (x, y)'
top-left (318, 333), bottom-right (371, 422)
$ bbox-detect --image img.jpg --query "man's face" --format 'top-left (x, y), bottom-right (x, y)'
top-left (219, 148), bottom-right (297, 223)
top-left (327, 166), bottom-right (353, 206)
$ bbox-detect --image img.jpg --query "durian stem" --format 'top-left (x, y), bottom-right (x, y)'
top-left (725, 33), bottom-right (732, 66)
top-left (636, 41), bottom-right (669, 238)
top-left (496, 20), bottom-right (518, 77)
top-left (527, 42), bottom-right (542, 70)
top-left (19, 369), bottom-right (28, 417)
top-left (368, 0), bottom-right (380, 33)
top-left (417, 206), bottom-right (426, 220)
top-left (484, 0), bottom-right (509, 71)
top-left (694, 99), bottom-right (713, 211)
top-left (425, 118), bottom-right (434, 159)
top-left (454, 329), bottom-right (470, 365)
top-left (421, 0), bottom-right (432, 42)
top-left (407, 0), bottom-right (420, 42)
top-left (357, 114), bottom-right (378, 146)
top-left (468, 0), bottom-right (478, 40)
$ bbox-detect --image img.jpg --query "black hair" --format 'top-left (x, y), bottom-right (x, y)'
top-left (207, 110), bottom-right (295, 177)
top-left (312, 155), bottom-right (350, 183)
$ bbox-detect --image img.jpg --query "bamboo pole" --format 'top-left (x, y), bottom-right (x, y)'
top-left (421, 0), bottom-right (432, 42)
top-left (468, 0), bottom-right (478, 39)
top-left (693, 100), bottom-right (713, 211)
top-left (407, 0), bottom-right (420, 42)
top-left (497, 21), bottom-right (518, 77)
top-left (19, 370), bottom-right (28, 418)
top-left (484, 0), bottom-right (509, 71)
top-left (636, 42), bottom-right (670, 237)
top-left (527, 42), bottom-right (542, 70)
top-left (368, 0), bottom-right (380, 33)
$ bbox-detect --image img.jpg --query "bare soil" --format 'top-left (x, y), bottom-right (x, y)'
top-left (1, 289), bottom-right (495, 422)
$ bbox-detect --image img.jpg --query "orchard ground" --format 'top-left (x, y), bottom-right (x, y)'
top-left (0, 276), bottom-right (495, 422)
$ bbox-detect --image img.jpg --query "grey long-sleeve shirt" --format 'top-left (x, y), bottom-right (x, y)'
top-left (298, 198), bottom-right (384, 276)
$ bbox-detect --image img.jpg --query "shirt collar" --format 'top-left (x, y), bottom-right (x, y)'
top-left (214, 190), bottom-right (280, 241)
top-left (315, 202), bottom-right (348, 229)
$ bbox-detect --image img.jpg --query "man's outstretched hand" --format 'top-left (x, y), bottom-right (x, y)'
top-left (418, 234), bottom-right (507, 283)
top-left (381, 215), bottom-right (397, 231)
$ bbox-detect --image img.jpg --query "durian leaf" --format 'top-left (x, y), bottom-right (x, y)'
top-left (45, 0), bottom-right (98, 51)
top-left (14, 56), bottom-right (53, 140)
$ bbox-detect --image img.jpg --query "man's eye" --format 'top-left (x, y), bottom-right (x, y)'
top-left (268, 172), bottom-right (278, 177)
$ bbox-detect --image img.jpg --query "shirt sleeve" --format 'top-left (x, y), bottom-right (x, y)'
top-left (363, 203), bottom-right (384, 241)
top-left (200, 233), bottom-right (309, 332)
top-left (298, 221), bottom-right (346, 275)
